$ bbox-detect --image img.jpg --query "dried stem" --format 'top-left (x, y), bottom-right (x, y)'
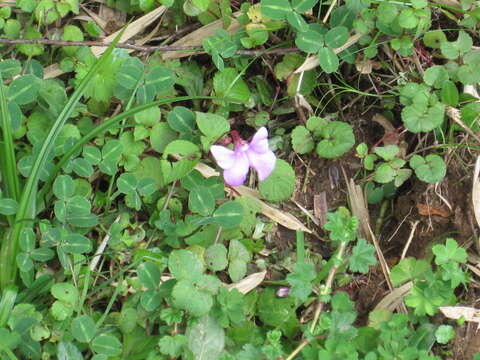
top-left (0, 37), bottom-right (300, 55)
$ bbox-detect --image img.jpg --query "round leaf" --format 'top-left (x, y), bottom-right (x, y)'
top-left (258, 159), bottom-right (295, 202)
top-left (409, 154), bottom-right (446, 183)
top-left (205, 244), bottom-right (228, 271)
top-left (168, 249), bottom-right (204, 282)
top-left (316, 121), bottom-right (355, 158)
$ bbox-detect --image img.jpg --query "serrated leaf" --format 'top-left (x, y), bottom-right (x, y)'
top-left (348, 238), bottom-right (377, 273)
top-left (390, 257), bottom-right (431, 286)
top-left (187, 315), bottom-right (225, 360)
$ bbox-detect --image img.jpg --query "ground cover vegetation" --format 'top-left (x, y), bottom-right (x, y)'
top-left (0, 0), bottom-right (479, 358)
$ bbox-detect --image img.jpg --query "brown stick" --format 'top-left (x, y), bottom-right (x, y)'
top-left (0, 37), bottom-right (300, 55)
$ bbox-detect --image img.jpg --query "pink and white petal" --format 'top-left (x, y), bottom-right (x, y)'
top-left (223, 152), bottom-right (250, 186)
top-left (210, 145), bottom-right (236, 169)
top-left (248, 127), bottom-right (270, 153)
top-left (247, 149), bottom-right (276, 181)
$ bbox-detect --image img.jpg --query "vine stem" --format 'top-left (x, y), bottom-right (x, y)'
top-left (285, 241), bottom-right (347, 360)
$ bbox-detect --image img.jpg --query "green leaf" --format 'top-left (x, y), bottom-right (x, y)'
top-left (295, 30), bottom-right (324, 53)
top-left (390, 257), bottom-right (430, 286)
top-left (432, 238), bottom-right (467, 265)
top-left (169, 249), bottom-right (204, 282)
top-left (423, 29), bottom-right (446, 49)
top-left (228, 240), bottom-right (251, 282)
top-left (196, 112), bottom-right (230, 142)
top-left (71, 158), bottom-right (93, 178)
top-left (145, 66), bottom-right (176, 94)
top-left (19, 228), bottom-right (35, 252)
top-left (141, 289), bottom-right (162, 311)
top-left (213, 68), bottom-right (251, 104)
top-left (316, 121), bottom-right (355, 158)
top-left (318, 47), bottom-right (340, 73)
top-left (63, 233), bottom-right (92, 254)
top-left (205, 244), bottom-right (228, 271)
top-left (213, 201), bottom-right (244, 228)
top-left (0, 60), bottom-right (21, 79)
top-left (398, 8), bottom-right (418, 28)
top-left (71, 315), bottom-right (97, 343)
top-left (409, 154), bottom-right (446, 183)
top-left (348, 238), bottom-right (377, 273)
top-left (7, 74), bottom-right (40, 105)
top-left (286, 12), bottom-right (309, 32)
top-left (440, 80), bottom-right (459, 107)
top-left (258, 159), bottom-right (295, 202)
top-left (117, 173), bottom-right (138, 194)
top-left (116, 58), bottom-right (144, 90)
top-left (30, 247), bottom-right (54, 261)
top-left (260, 0), bottom-right (291, 20)
top-left (325, 26), bottom-right (349, 48)
top-left (16, 252), bottom-right (33, 272)
top-left (374, 145), bottom-right (399, 161)
top-left (158, 335), bottom-right (187, 357)
top-left (435, 325), bottom-right (455, 344)
top-left (291, 126), bottom-right (314, 154)
top-left (187, 315), bottom-right (225, 360)
top-left (286, 262), bottom-right (316, 302)
top-left (138, 262), bottom-right (161, 289)
top-left (51, 282), bottom-right (78, 304)
top-left (0, 198), bottom-right (18, 215)
top-left (172, 280), bottom-right (213, 317)
top-left (167, 106), bottom-right (196, 133)
top-left (91, 335), bottom-right (122, 356)
top-left (324, 207), bottom-right (358, 243)
top-left (423, 65), bottom-right (448, 88)
top-left (57, 342), bottom-right (83, 360)
top-left (150, 123), bottom-right (176, 153)
top-left (189, 187), bottom-right (216, 216)
top-left (292, 0), bottom-right (319, 12)
top-left (401, 103), bottom-right (445, 133)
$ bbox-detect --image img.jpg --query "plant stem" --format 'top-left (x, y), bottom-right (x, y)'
top-left (310, 241), bottom-right (347, 333)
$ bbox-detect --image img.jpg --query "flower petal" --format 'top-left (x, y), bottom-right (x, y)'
top-left (223, 152), bottom-right (250, 186)
top-left (210, 145), bottom-right (236, 169)
top-left (247, 149), bottom-right (276, 181)
top-left (248, 127), bottom-right (269, 153)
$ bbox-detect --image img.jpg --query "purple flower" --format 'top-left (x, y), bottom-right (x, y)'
top-left (276, 287), bottom-right (290, 297)
top-left (210, 127), bottom-right (276, 186)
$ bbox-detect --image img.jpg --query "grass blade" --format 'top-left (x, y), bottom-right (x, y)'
top-left (0, 74), bottom-right (21, 226)
top-left (0, 30), bottom-right (126, 290)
